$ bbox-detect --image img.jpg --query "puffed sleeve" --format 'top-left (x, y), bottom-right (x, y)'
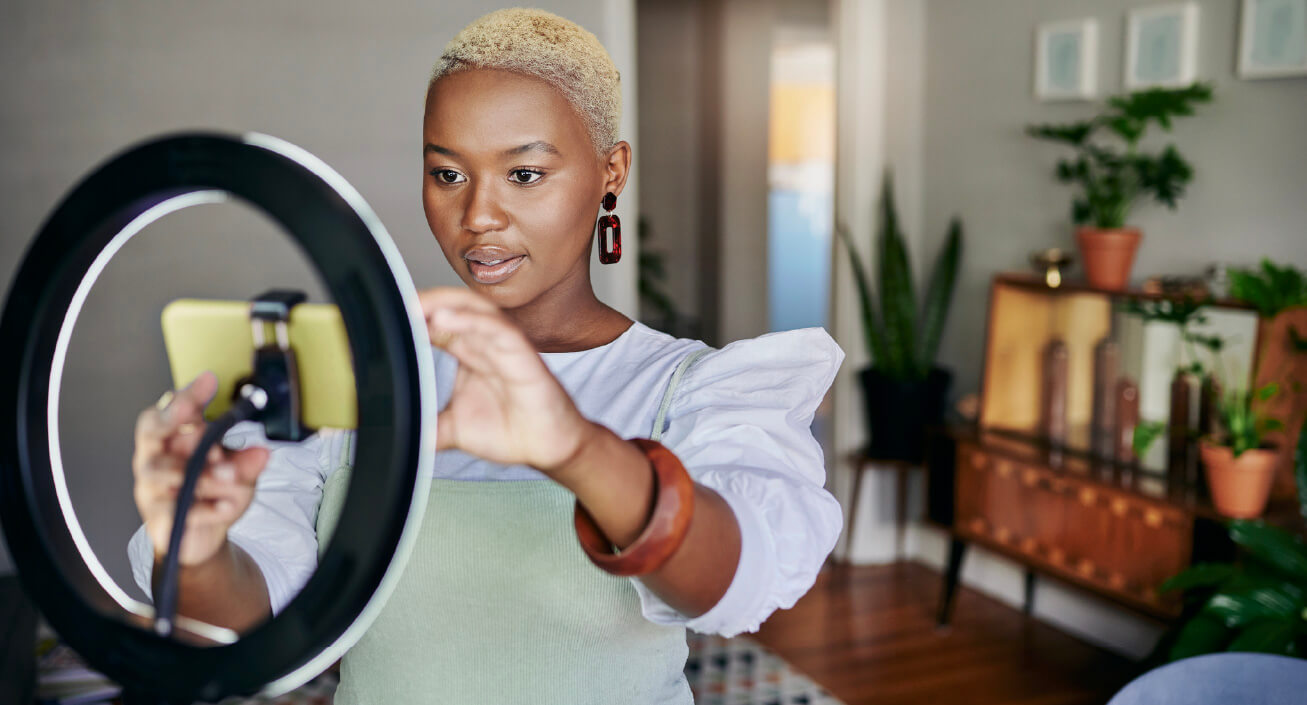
top-left (629, 327), bottom-right (845, 637)
top-left (127, 421), bottom-right (346, 616)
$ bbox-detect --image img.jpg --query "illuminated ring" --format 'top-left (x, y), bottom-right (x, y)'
top-left (0, 133), bottom-right (435, 702)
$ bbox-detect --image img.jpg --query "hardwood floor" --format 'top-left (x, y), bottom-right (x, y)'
top-left (751, 562), bottom-right (1144, 705)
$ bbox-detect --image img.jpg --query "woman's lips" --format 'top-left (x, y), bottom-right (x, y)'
top-left (467, 255), bottom-right (526, 284)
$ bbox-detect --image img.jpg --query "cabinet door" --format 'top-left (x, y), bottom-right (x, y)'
top-left (954, 443), bottom-right (1190, 615)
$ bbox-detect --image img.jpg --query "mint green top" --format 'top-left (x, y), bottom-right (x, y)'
top-left (310, 349), bottom-right (714, 704)
top-left (315, 470), bottom-right (693, 704)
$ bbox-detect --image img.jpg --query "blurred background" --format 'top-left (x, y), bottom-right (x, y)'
top-left (3, 1), bottom-right (1306, 703)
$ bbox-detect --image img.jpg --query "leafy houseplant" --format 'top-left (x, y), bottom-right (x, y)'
top-left (1200, 383), bottom-right (1285, 519)
top-left (1157, 426), bottom-right (1307, 661)
top-left (1228, 259), bottom-right (1307, 323)
top-left (835, 174), bottom-right (963, 461)
top-left (1207, 259), bottom-right (1307, 517)
top-left (1027, 82), bottom-right (1213, 290)
top-left (1151, 262), bottom-right (1307, 660)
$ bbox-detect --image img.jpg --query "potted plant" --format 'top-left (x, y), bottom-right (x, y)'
top-left (1152, 425), bottom-right (1307, 662)
top-left (1200, 384), bottom-right (1284, 519)
top-left (1132, 260), bottom-right (1307, 517)
top-left (1224, 259), bottom-right (1307, 508)
top-left (835, 173), bottom-right (963, 462)
top-left (1026, 82), bottom-right (1213, 290)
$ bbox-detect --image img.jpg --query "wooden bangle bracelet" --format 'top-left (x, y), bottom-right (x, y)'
top-left (573, 438), bottom-right (695, 576)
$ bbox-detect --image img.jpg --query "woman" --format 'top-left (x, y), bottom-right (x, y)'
top-left (129, 8), bottom-right (843, 703)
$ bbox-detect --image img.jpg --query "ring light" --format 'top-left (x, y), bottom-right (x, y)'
top-left (0, 133), bottom-right (435, 703)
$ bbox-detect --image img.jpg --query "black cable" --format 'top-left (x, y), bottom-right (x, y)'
top-left (153, 389), bottom-right (266, 638)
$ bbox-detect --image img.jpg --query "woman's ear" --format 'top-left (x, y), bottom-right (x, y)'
top-left (602, 141), bottom-right (632, 198)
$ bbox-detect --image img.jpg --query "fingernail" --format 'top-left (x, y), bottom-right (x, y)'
top-left (214, 464), bottom-right (236, 482)
top-left (155, 390), bottom-right (175, 423)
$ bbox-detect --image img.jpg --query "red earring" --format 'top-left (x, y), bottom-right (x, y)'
top-left (597, 192), bottom-right (621, 265)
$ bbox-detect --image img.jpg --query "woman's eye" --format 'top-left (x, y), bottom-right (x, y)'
top-left (430, 169), bottom-right (465, 184)
top-left (510, 169), bottom-right (543, 185)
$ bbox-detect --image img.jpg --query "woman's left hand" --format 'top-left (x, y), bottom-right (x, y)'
top-left (417, 287), bottom-right (596, 475)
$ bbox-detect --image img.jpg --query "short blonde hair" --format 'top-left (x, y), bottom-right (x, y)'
top-left (429, 8), bottom-right (621, 155)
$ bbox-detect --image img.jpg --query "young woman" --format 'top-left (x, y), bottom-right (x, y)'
top-left (129, 8), bottom-right (843, 703)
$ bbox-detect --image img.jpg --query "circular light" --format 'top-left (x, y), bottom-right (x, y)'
top-left (0, 133), bottom-right (435, 702)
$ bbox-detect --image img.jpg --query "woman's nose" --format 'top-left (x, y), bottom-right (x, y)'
top-left (460, 179), bottom-right (508, 234)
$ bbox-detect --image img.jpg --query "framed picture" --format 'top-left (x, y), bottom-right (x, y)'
top-left (1124, 2), bottom-right (1200, 89)
top-left (1238, 0), bottom-right (1307, 79)
top-left (1034, 19), bottom-right (1098, 101)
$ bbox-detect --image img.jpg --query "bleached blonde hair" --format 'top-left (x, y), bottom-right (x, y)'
top-left (429, 8), bottom-right (621, 155)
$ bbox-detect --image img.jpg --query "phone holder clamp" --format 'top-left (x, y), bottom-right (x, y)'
top-left (236, 289), bottom-right (311, 442)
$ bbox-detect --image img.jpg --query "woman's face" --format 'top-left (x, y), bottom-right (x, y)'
top-left (422, 68), bottom-right (622, 310)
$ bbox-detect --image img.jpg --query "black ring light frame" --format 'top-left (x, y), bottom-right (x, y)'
top-left (0, 133), bottom-right (436, 703)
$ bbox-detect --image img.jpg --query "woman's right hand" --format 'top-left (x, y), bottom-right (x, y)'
top-left (132, 371), bottom-right (270, 568)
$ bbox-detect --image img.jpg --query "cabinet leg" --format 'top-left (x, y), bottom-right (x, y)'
top-left (936, 537), bottom-right (967, 626)
top-left (1024, 570), bottom-right (1036, 616)
top-left (844, 462), bottom-right (865, 563)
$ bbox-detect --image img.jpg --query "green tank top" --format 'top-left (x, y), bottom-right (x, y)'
top-left (313, 349), bottom-right (713, 704)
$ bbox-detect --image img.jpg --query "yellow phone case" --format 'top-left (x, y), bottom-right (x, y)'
top-left (160, 299), bottom-right (357, 430)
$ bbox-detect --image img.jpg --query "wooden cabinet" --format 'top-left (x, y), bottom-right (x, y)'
top-left (953, 434), bottom-right (1191, 618)
top-left (928, 274), bottom-right (1306, 625)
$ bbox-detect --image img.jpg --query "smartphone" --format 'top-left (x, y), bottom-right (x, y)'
top-left (160, 299), bottom-right (357, 430)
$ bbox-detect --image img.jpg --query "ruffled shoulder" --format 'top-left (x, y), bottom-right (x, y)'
top-left (660, 327), bottom-right (844, 483)
top-left (634, 328), bottom-right (844, 635)
top-left (677, 327), bottom-right (842, 405)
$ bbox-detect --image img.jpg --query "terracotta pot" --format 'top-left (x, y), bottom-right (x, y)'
top-left (1199, 441), bottom-right (1279, 519)
top-left (1075, 227), bottom-right (1142, 291)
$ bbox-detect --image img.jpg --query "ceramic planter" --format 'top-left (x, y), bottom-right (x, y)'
top-left (1199, 440), bottom-right (1279, 519)
top-left (1075, 226), bottom-right (1142, 291)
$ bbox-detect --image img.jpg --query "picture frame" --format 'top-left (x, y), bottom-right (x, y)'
top-left (1034, 18), bottom-right (1098, 101)
top-left (1238, 0), bottom-right (1307, 79)
top-left (1124, 2), bottom-right (1200, 89)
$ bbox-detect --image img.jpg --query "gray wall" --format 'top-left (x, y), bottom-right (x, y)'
top-left (636, 0), bottom-right (703, 326)
top-left (0, 1), bottom-right (636, 592)
top-left (920, 0), bottom-right (1307, 404)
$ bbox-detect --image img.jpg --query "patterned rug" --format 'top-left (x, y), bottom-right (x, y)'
top-left (685, 631), bottom-right (847, 705)
top-left (38, 630), bottom-right (845, 704)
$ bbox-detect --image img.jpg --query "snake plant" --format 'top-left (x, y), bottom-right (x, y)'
top-left (835, 173), bottom-right (963, 381)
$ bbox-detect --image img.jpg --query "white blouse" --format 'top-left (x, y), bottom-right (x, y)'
top-left (129, 320), bottom-right (844, 638)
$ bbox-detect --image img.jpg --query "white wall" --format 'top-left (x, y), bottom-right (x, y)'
top-left (0, 1), bottom-right (640, 585)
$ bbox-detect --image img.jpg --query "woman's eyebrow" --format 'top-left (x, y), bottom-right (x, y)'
top-left (502, 141), bottom-right (561, 157)
top-left (422, 141), bottom-right (561, 158)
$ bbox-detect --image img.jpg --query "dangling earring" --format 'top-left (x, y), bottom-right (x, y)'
top-left (597, 192), bottom-right (621, 265)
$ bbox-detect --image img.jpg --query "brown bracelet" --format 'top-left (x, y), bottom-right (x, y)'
top-left (573, 438), bottom-right (694, 576)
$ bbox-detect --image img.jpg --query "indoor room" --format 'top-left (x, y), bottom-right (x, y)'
top-left (2, 1), bottom-right (1305, 704)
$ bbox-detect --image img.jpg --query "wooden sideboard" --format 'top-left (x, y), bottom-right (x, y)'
top-left (926, 426), bottom-right (1258, 623)
top-left (926, 274), bottom-right (1307, 626)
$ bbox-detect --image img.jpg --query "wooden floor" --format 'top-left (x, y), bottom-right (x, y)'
top-left (751, 562), bottom-right (1143, 705)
